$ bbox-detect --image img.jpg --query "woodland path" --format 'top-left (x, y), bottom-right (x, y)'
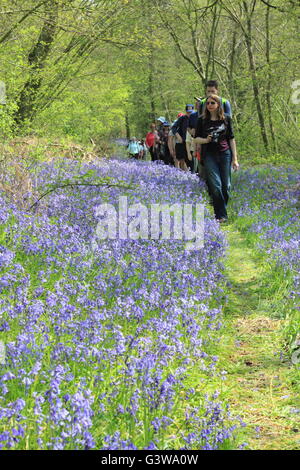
top-left (219, 226), bottom-right (300, 450)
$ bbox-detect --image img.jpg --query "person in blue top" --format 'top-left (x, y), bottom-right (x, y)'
top-left (127, 137), bottom-right (140, 159)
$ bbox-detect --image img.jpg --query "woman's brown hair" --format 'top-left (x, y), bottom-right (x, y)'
top-left (202, 94), bottom-right (225, 121)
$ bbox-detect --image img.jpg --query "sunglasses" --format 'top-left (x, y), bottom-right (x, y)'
top-left (207, 101), bottom-right (217, 105)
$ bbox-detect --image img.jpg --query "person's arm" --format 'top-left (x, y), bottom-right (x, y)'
top-left (194, 136), bottom-right (211, 144)
top-left (226, 116), bottom-right (238, 169)
top-left (229, 139), bottom-right (239, 170)
top-left (175, 132), bottom-right (183, 143)
top-left (186, 133), bottom-right (192, 161)
top-left (154, 130), bottom-right (160, 147)
top-left (168, 134), bottom-right (175, 157)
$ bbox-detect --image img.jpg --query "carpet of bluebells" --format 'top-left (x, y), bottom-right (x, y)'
top-left (0, 158), bottom-right (241, 450)
top-left (230, 166), bottom-right (300, 344)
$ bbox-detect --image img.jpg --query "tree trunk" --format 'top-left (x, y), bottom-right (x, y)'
top-left (228, 24), bottom-right (238, 108)
top-left (14, 0), bottom-right (59, 128)
top-left (125, 111), bottom-right (130, 140)
top-left (205, 4), bottom-right (221, 81)
top-left (148, 46), bottom-right (156, 122)
top-left (243, 1), bottom-right (269, 151)
top-left (226, 24), bottom-right (240, 130)
top-left (265, 5), bottom-right (278, 152)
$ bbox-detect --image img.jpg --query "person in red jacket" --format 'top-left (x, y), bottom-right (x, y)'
top-left (145, 123), bottom-right (159, 162)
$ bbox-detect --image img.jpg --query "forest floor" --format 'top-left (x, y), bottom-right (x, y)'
top-left (219, 225), bottom-right (300, 450)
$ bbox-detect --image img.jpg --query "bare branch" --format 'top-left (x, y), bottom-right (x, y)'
top-left (260, 0), bottom-right (283, 10)
top-left (28, 180), bottom-right (135, 211)
top-left (0, 0), bottom-right (48, 45)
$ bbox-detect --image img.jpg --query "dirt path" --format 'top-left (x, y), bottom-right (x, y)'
top-left (221, 227), bottom-right (300, 450)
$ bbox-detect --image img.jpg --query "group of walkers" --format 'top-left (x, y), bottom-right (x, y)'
top-left (127, 137), bottom-right (147, 160)
top-left (127, 80), bottom-right (239, 223)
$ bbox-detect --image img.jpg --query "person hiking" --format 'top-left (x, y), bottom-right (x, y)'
top-left (186, 127), bottom-right (197, 173)
top-left (155, 116), bottom-right (167, 161)
top-left (159, 121), bottom-right (173, 165)
top-left (139, 139), bottom-right (147, 160)
top-left (194, 94), bottom-right (239, 223)
top-left (168, 112), bottom-right (185, 167)
top-left (156, 116), bottom-right (166, 132)
top-left (145, 123), bottom-right (159, 162)
top-left (171, 105), bottom-right (194, 171)
top-left (127, 137), bottom-right (140, 159)
top-left (191, 81), bottom-right (232, 184)
top-left (197, 80), bottom-right (232, 117)
top-left (186, 99), bottom-right (202, 174)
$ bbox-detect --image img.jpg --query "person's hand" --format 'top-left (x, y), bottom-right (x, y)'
top-left (232, 160), bottom-right (239, 171)
top-left (206, 135), bottom-right (212, 143)
top-left (187, 152), bottom-right (192, 161)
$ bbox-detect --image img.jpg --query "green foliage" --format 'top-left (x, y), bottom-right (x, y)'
top-left (36, 75), bottom-right (129, 142)
top-left (0, 101), bottom-right (17, 141)
top-left (0, 0), bottom-right (299, 162)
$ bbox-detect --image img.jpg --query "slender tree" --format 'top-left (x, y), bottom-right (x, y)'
top-left (221, 0), bottom-right (270, 151)
top-left (14, 0), bottom-right (60, 127)
top-left (264, 3), bottom-right (277, 152)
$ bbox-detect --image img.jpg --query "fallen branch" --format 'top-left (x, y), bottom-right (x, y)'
top-left (28, 180), bottom-right (135, 211)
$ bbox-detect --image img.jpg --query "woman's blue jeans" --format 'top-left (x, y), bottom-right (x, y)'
top-left (204, 149), bottom-right (231, 220)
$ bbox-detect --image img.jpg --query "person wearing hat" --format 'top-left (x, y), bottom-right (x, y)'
top-left (156, 116), bottom-right (166, 125)
top-left (156, 116), bottom-right (166, 136)
top-left (171, 105), bottom-right (194, 171)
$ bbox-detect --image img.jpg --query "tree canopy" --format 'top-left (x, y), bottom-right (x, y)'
top-left (0, 0), bottom-right (299, 159)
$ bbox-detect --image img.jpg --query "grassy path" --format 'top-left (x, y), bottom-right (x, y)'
top-left (219, 225), bottom-right (300, 450)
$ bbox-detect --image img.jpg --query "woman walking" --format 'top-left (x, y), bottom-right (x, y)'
top-left (145, 123), bottom-right (159, 162)
top-left (194, 94), bottom-right (239, 222)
